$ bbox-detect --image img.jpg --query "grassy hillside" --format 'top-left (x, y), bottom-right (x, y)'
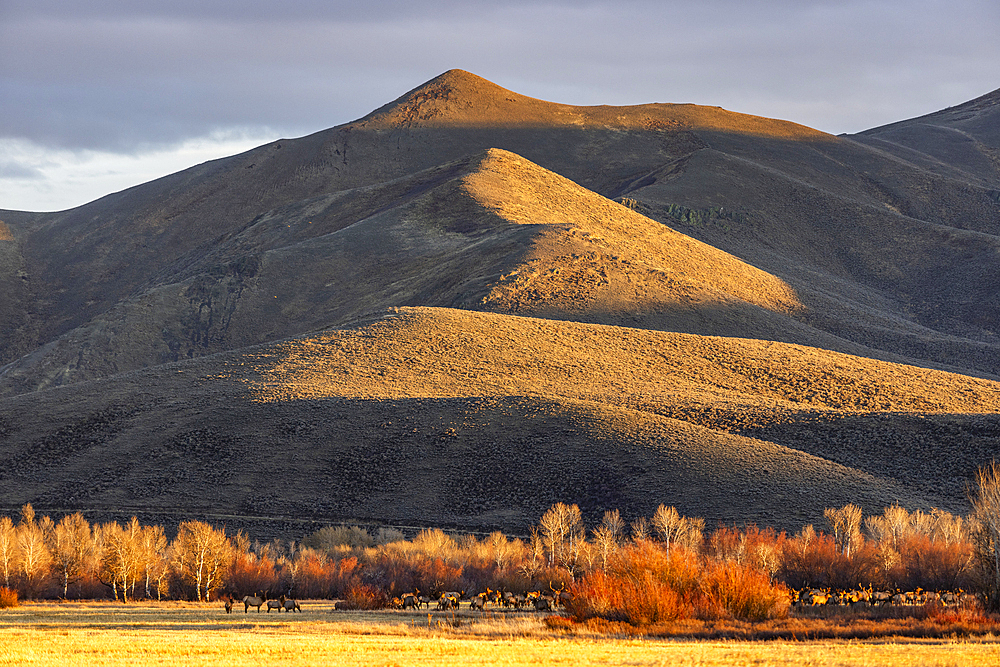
top-left (2, 306), bottom-right (998, 536)
top-left (2, 71), bottom-right (999, 538)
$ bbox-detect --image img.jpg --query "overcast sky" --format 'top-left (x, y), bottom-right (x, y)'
top-left (2, 0), bottom-right (998, 212)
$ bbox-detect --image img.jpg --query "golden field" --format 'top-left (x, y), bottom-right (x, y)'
top-left (1, 601), bottom-right (999, 666)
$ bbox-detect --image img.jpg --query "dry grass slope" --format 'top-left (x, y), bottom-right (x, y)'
top-left (1, 71), bottom-right (1000, 537)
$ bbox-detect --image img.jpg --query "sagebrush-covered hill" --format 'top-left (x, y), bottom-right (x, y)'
top-left (1, 70), bottom-right (999, 537)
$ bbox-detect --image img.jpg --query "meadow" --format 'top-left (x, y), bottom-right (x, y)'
top-left (1, 600), bottom-right (999, 666)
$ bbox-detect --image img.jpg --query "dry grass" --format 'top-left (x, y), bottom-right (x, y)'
top-left (2, 601), bottom-right (1000, 666)
top-left (247, 306), bottom-right (1000, 416)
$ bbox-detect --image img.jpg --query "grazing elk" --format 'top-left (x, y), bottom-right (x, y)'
top-left (469, 593), bottom-right (489, 611)
top-left (283, 598), bottom-right (302, 612)
top-left (224, 596), bottom-right (235, 614)
top-left (402, 593), bottom-right (419, 610)
top-left (266, 594), bottom-right (285, 613)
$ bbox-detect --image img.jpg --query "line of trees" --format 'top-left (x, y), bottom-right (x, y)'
top-left (0, 498), bottom-right (985, 607)
top-left (4, 460), bottom-right (1000, 613)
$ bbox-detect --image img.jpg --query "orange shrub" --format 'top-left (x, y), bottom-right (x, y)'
top-left (893, 534), bottom-right (974, 591)
top-left (699, 561), bottom-right (790, 621)
top-left (226, 553), bottom-right (279, 597)
top-left (340, 578), bottom-right (390, 610)
top-left (569, 539), bottom-right (792, 626)
top-left (610, 540), bottom-right (702, 595)
top-left (0, 587), bottom-right (18, 608)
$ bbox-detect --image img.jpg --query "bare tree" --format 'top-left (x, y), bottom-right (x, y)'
top-left (592, 510), bottom-right (624, 570)
top-left (173, 521), bottom-right (232, 602)
top-left (489, 531), bottom-right (512, 571)
top-left (651, 505), bottom-right (683, 554)
top-left (138, 524), bottom-right (169, 600)
top-left (0, 515), bottom-right (14, 589)
top-left (630, 517), bottom-right (650, 542)
top-left (97, 519), bottom-right (143, 602)
top-left (824, 503), bottom-right (863, 557)
top-left (651, 505), bottom-right (704, 554)
top-left (519, 528), bottom-right (545, 581)
top-left (48, 513), bottom-right (94, 599)
top-left (538, 502), bottom-right (584, 574)
top-left (16, 505), bottom-right (52, 598)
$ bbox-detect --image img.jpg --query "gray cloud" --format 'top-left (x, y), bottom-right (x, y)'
top-left (0, 161), bottom-right (44, 180)
top-left (1, 0), bottom-right (998, 209)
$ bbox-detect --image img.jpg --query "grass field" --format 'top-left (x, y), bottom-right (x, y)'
top-left (1, 601), bottom-right (999, 666)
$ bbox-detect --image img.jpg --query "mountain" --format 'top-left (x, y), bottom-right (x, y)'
top-left (1, 70), bottom-right (999, 537)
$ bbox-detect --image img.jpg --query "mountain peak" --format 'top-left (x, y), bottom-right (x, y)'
top-left (356, 69), bottom-right (548, 129)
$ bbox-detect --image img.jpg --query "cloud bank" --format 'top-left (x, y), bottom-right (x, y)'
top-left (2, 0), bottom-right (998, 211)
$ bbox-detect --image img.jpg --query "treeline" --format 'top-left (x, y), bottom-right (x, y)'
top-left (0, 498), bottom-right (983, 612)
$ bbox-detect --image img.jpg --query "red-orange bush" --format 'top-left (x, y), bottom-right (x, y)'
top-left (340, 578), bottom-right (390, 610)
top-left (779, 532), bottom-right (879, 590)
top-left (891, 534), bottom-right (974, 592)
top-left (699, 561), bottom-right (790, 621)
top-left (568, 540), bottom-right (788, 626)
top-left (0, 587), bottom-right (18, 608)
top-left (225, 553), bottom-right (278, 597)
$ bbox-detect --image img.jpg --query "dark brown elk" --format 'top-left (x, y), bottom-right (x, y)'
top-left (402, 593), bottom-right (419, 610)
top-left (224, 596), bottom-right (235, 614)
top-left (283, 598), bottom-right (302, 612)
top-left (243, 593), bottom-right (266, 613)
top-left (533, 597), bottom-right (554, 611)
top-left (551, 582), bottom-right (571, 608)
top-left (470, 593), bottom-right (489, 611)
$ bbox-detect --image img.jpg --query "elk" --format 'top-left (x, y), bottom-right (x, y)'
top-left (243, 593), bottom-right (266, 613)
top-left (402, 593), bottom-right (419, 610)
top-left (532, 595), bottom-right (554, 611)
top-left (224, 596), bottom-right (235, 614)
top-left (438, 591), bottom-right (462, 610)
top-left (551, 582), bottom-right (571, 608)
top-left (283, 598), bottom-right (302, 612)
top-left (266, 594), bottom-right (286, 613)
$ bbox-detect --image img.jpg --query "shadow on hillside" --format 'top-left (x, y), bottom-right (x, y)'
top-left (737, 410), bottom-right (1000, 509)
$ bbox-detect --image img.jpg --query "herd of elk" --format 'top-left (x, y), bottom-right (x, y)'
top-left (227, 592), bottom-right (302, 613)
top-left (792, 586), bottom-right (974, 608)
top-left (387, 583), bottom-right (569, 613)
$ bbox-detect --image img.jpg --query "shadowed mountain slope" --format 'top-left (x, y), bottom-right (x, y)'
top-left (2, 71), bottom-right (1000, 537)
top-left (3, 307), bottom-right (999, 536)
top-left (852, 87), bottom-right (1000, 185)
top-left (3, 71), bottom-right (999, 387)
top-left (0, 149), bottom-right (830, 395)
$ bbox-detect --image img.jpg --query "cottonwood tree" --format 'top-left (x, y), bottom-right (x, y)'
top-left (651, 505), bottom-right (683, 554)
top-left (592, 510), bottom-right (624, 570)
top-left (538, 502), bottom-right (584, 573)
top-left (98, 519), bottom-right (144, 602)
top-left (0, 516), bottom-right (14, 588)
top-left (489, 531), bottom-right (512, 571)
top-left (970, 460), bottom-right (1000, 611)
top-left (172, 521), bottom-right (232, 602)
top-left (16, 505), bottom-right (52, 598)
top-left (824, 503), bottom-right (863, 557)
top-left (48, 513), bottom-right (94, 599)
top-left (630, 517), bottom-right (650, 542)
top-left (138, 524), bottom-right (169, 600)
